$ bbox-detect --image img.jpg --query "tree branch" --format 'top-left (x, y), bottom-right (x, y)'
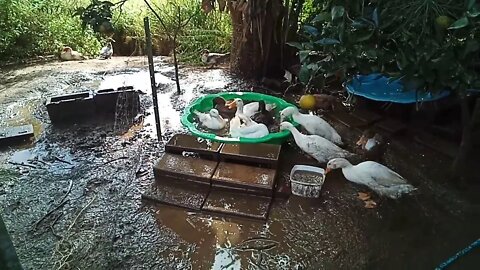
top-left (181, 9), bottom-right (196, 28)
top-left (113, 0), bottom-right (129, 7)
top-left (143, 0), bottom-right (171, 38)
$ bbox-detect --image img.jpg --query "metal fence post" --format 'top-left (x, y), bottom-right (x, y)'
top-left (144, 17), bottom-right (162, 141)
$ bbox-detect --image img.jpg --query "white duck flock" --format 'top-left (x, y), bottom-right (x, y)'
top-left (230, 114), bottom-right (269, 138)
top-left (228, 98), bottom-right (269, 138)
top-left (280, 106), bottom-right (343, 145)
top-left (280, 122), bottom-right (352, 163)
top-left (227, 98), bottom-right (276, 118)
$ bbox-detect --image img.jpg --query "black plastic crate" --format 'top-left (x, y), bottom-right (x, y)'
top-left (46, 92), bottom-right (94, 123)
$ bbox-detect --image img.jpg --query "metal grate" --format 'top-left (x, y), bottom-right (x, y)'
top-left (113, 90), bottom-right (139, 135)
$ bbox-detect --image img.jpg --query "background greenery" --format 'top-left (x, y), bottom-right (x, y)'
top-left (291, 0), bottom-right (480, 94)
top-left (0, 0), bottom-right (232, 64)
top-left (0, 0), bottom-right (100, 61)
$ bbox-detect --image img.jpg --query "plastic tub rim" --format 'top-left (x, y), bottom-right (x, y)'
top-left (180, 92), bottom-right (299, 144)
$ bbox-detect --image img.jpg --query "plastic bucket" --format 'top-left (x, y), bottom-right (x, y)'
top-left (290, 165), bottom-right (325, 198)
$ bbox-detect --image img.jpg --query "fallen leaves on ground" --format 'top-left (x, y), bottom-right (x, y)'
top-left (356, 192), bottom-right (377, 208)
top-left (364, 200), bottom-right (377, 209)
top-left (357, 192), bottom-right (371, 201)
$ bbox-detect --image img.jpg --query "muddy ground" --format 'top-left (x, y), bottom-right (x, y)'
top-left (1, 57), bottom-right (479, 270)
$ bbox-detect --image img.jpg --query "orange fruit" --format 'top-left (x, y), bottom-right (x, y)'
top-left (299, 95), bottom-right (316, 110)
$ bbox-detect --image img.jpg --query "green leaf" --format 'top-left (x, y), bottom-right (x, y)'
top-left (307, 63), bottom-right (319, 70)
top-left (448, 17), bottom-right (469, 29)
top-left (331, 6), bottom-right (345, 21)
top-left (315, 38), bottom-right (340, 45)
top-left (467, 6), bottom-right (480, 17)
top-left (312, 12), bottom-right (330, 23)
top-left (286, 42), bottom-right (303, 50)
top-left (299, 50), bottom-right (310, 63)
top-left (299, 65), bottom-right (312, 84)
top-left (352, 20), bottom-right (369, 29)
top-left (303, 25), bottom-right (319, 36)
top-left (372, 8), bottom-right (379, 27)
top-left (337, 21), bottom-right (345, 40)
top-left (304, 42), bottom-right (315, 50)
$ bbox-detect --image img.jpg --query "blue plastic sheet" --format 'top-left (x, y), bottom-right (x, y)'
top-left (345, 73), bottom-right (450, 104)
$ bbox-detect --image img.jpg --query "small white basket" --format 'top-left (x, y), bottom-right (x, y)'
top-left (289, 165), bottom-right (325, 198)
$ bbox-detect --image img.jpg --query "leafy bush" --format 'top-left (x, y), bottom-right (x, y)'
top-left (0, 0), bottom-right (100, 61)
top-left (165, 2), bottom-right (232, 64)
top-left (291, 0), bottom-right (480, 93)
top-left (178, 28), bottom-right (231, 64)
top-left (0, 0), bottom-right (232, 64)
top-left (75, 0), bottom-right (231, 64)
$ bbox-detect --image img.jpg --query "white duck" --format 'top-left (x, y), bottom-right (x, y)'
top-left (230, 114), bottom-right (269, 139)
top-left (280, 106), bottom-right (343, 145)
top-left (194, 108), bottom-right (227, 130)
top-left (60, 46), bottom-right (85, 61)
top-left (325, 158), bottom-right (417, 199)
top-left (280, 122), bottom-right (352, 163)
top-left (228, 98), bottom-right (248, 134)
top-left (228, 98), bottom-right (276, 118)
top-left (201, 49), bottom-right (230, 68)
top-left (98, 39), bottom-right (114, 60)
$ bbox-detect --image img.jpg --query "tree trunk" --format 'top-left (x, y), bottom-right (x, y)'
top-left (452, 96), bottom-right (480, 184)
top-left (172, 36), bottom-right (181, 95)
top-left (228, 0), bottom-right (286, 79)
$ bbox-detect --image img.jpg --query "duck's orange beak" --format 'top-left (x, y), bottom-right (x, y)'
top-left (226, 100), bottom-right (236, 110)
top-left (325, 167), bottom-right (331, 174)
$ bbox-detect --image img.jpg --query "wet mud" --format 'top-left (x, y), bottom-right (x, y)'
top-left (0, 57), bottom-right (479, 270)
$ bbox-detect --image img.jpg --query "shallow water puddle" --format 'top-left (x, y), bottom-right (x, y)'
top-left (7, 143), bottom-right (77, 172)
top-left (1, 100), bottom-right (43, 141)
top-left (154, 205), bottom-right (268, 269)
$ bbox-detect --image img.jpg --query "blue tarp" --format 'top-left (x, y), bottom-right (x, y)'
top-left (345, 73), bottom-right (450, 104)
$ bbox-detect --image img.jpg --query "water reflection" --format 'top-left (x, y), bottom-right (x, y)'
top-left (212, 246), bottom-right (241, 270)
top-left (1, 100), bottom-right (43, 142)
top-left (155, 205), bottom-right (265, 269)
top-left (10, 149), bottom-right (32, 163)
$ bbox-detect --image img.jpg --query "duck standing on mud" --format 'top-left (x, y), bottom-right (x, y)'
top-left (201, 49), bottom-right (230, 68)
top-left (356, 129), bottom-right (385, 161)
top-left (60, 46), bottom-right (85, 61)
top-left (98, 38), bottom-right (114, 60)
top-left (325, 158), bottom-right (417, 199)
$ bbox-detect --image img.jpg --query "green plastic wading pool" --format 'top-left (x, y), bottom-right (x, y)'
top-left (180, 92), bottom-right (298, 144)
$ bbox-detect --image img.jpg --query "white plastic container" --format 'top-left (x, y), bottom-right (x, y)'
top-left (289, 165), bottom-right (325, 198)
